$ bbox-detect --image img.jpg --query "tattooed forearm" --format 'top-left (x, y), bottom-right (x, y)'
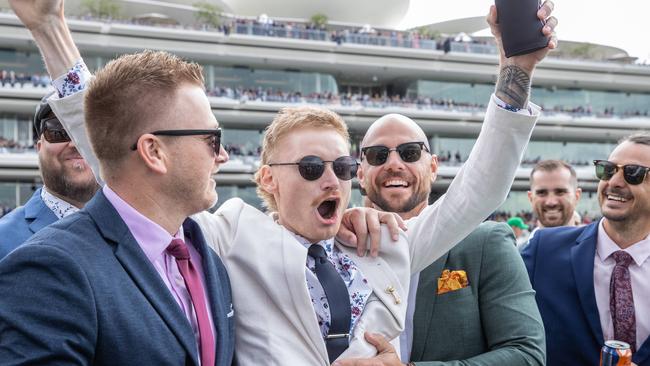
top-left (495, 65), bottom-right (531, 109)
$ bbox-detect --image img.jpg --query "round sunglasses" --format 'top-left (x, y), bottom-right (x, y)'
top-left (361, 142), bottom-right (429, 166)
top-left (268, 155), bottom-right (359, 181)
top-left (593, 159), bottom-right (650, 185)
top-left (40, 116), bottom-right (72, 144)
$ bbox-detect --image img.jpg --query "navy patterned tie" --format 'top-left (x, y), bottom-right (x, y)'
top-left (308, 244), bottom-right (351, 363)
top-left (609, 250), bottom-right (636, 352)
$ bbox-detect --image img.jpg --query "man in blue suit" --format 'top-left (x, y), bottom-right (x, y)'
top-left (0, 96), bottom-right (98, 259)
top-left (523, 133), bottom-right (650, 365)
top-left (0, 1), bottom-right (235, 364)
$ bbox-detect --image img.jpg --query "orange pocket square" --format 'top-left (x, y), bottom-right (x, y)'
top-left (437, 269), bottom-right (469, 295)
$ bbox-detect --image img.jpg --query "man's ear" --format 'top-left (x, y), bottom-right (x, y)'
top-left (575, 187), bottom-right (582, 202)
top-left (136, 134), bottom-right (168, 174)
top-left (357, 164), bottom-right (366, 187)
top-left (258, 165), bottom-right (277, 195)
top-left (527, 190), bottom-right (533, 203)
top-left (35, 139), bottom-right (42, 152)
top-left (429, 154), bottom-right (439, 183)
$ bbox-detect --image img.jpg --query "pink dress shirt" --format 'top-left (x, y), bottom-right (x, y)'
top-left (103, 185), bottom-right (215, 361)
top-left (594, 219), bottom-right (650, 348)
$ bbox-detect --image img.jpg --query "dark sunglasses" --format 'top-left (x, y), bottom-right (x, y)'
top-left (41, 116), bottom-right (72, 144)
top-left (361, 141), bottom-right (430, 166)
top-left (268, 155), bottom-right (359, 181)
top-left (130, 128), bottom-right (222, 154)
top-left (593, 159), bottom-right (650, 185)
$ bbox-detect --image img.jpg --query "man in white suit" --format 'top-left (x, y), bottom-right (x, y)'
top-left (11, 0), bottom-right (556, 364)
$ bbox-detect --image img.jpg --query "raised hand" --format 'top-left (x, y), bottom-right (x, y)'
top-left (8, 0), bottom-right (79, 80)
top-left (488, 0), bottom-right (557, 108)
top-left (8, 0), bottom-right (64, 32)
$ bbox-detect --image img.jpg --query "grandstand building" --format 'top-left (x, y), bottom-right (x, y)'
top-left (1, 1), bottom-right (649, 221)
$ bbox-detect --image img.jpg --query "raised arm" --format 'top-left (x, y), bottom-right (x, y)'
top-left (9, 0), bottom-right (79, 83)
top-left (407, 2), bottom-right (557, 274)
top-left (10, 0), bottom-right (102, 184)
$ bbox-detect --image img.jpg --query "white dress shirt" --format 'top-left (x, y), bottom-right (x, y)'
top-left (40, 186), bottom-right (79, 219)
top-left (594, 219), bottom-right (650, 348)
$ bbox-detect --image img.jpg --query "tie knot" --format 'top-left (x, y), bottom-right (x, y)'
top-left (612, 250), bottom-right (634, 267)
top-left (167, 238), bottom-right (190, 260)
top-left (308, 244), bottom-right (328, 261)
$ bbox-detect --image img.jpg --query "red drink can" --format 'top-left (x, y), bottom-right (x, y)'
top-left (600, 340), bottom-right (633, 366)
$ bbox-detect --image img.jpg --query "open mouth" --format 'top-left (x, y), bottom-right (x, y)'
top-left (607, 194), bottom-right (629, 203)
top-left (383, 179), bottom-right (410, 188)
top-left (317, 198), bottom-right (339, 220)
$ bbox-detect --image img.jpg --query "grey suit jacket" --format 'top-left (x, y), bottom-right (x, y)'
top-left (410, 222), bottom-right (545, 366)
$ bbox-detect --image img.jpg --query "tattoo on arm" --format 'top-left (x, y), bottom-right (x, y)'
top-left (495, 65), bottom-right (531, 109)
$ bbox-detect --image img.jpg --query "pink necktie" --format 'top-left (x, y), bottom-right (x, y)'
top-left (609, 250), bottom-right (636, 352)
top-left (167, 239), bottom-right (216, 366)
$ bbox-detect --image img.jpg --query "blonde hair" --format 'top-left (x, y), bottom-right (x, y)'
top-left (85, 50), bottom-right (204, 172)
top-left (254, 106), bottom-right (349, 211)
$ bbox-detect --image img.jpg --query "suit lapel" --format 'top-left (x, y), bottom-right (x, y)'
top-left (410, 252), bottom-right (448, 361)
top-left (570, 222), bottom-right (604, 347)
top-left (85, 192), bottom-right (199, 365)
top-left (24, 189), bottom-right (58, 234)
top-left (183, 218), bottom-right (231, 366)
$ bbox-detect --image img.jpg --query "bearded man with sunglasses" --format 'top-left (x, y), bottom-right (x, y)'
top-left (522, 133), bottom-right (650, 366)
top-left (0, 95), bottom-right (98, 259)
top-left (336, 111), bottom-right (545, 366)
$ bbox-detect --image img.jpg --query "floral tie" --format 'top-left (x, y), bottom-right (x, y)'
top-left (609, 250), bottom-right (636, 352)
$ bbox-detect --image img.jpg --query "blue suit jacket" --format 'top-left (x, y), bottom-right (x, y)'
top-left (0, 190), bottom-right (235, 366)
top-left (0, 188), bottom-right (57, 259)
top-left (522, 221), bottom-right (650, 365)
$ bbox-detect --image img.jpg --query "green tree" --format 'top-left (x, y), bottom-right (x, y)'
top-left (310, 13), bottom-right (328, 29)
top-left (415, 26), bottom-right (441, 40)
top-left (81, 0), bottom-right (121, 18)
top-left (194, 1), bottom-right (223, 28)
top-left (570, 43), bottom-right (596, 58)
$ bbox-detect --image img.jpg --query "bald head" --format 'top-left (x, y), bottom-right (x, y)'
top-left (362, 113), bottom-right (429, 149)
top-left (359, 113), bottom-right (436, 219)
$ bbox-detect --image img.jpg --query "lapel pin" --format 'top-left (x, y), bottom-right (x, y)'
top-left (385, 285), bottom-right (401, 304)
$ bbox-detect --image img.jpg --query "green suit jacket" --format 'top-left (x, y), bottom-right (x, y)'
top-left (410, 221), bottom-right (545, 366)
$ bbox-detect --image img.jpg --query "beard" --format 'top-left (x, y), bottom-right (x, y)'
top-left (366, 185), bottom-right (429, 214)
top-left (367, 170), bottom-right (430, 214)
top-left (40, 160), bottom-right (99, 204)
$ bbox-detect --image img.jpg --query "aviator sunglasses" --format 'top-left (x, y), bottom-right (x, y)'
top-left (593, 159), bottom-right (650, 185)
top-left (41, 116), bottom-right (72, 144)
top-left (361, 141), bottom-right (429, 166)
top-left (130, 128), bottom-right (222, 154)
top-left (268, 155), bottom-right (359, 181)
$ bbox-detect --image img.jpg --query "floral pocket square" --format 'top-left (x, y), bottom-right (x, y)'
top-left (437, 269), bottom-right (469, 295)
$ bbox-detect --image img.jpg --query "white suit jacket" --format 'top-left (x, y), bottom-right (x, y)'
top-left (51, 91), bottom-right (538, 365)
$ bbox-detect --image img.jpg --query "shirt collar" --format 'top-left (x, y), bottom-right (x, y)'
top-left (597, 219), bottom-right (650, 267)
top-left (102, 185), bottom-right (184, 262)
top-left (269, 211), bottom-right (335, 251)
top-left (40, 186), bottom-right (79, 219)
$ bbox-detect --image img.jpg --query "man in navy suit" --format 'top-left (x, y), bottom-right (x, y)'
top-left (0, 1), bottom-right (235, 364)
top-left (0, 96), bottom-right (98, 259)
top-left (523, 133), bottom-right (650, 365)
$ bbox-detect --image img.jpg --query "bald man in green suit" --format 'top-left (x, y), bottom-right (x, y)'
top-left (342, 94), bottom-right (548, 365)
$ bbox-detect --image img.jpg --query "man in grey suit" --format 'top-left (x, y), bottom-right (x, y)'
top-left (335, 3), bottom-right (554, 365)
top-left (343, 116), bottom-right (545, 366)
